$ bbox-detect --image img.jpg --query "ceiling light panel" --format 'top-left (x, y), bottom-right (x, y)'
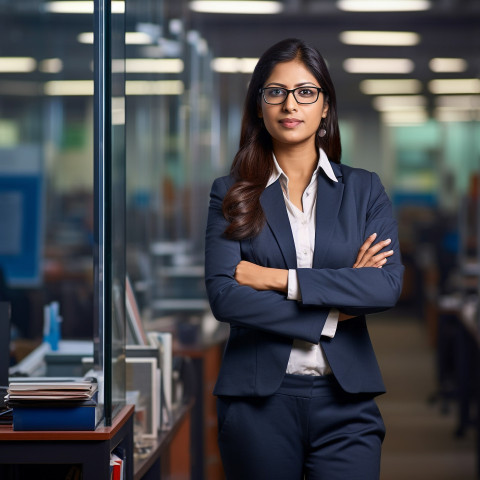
top-left (429, 58), bottom-right (468, 73)
top-left (0, 57), bottom-right (36, 73)
top-left (435, 95), bottom-right (480, 110)
top-left (359, 79), bottom-right (422, 95)
top-left (125, 32), bottom-right (153, 45)
top-left (39, 58), bottom-right (63, 74)
top-left (211, 57), bottom-right (258, 73)
top-left (340, 31), bottom-right (420, 46)
top-left (435, 109), bottom-right (478, 122)
top-left (337, 0), bottom-right (431, 12)
top-left (344, 58), bottom-right (414, 74)
top-left (125, 59), bottom-right (184, 74)
top-left (126, 80), bottom-right (184, 95)
top-left (373, 95), bottom-right (427, 111)
top-left (381, 110), bottom-right (428, 125)
top-left (78, 32), bottom-right (153, 45)
top-left (45, 1), bottom-right (125, 14)
top-left (45, 80), bottom-right (94, 96)
top-left (189, 1), bottom-right (283, 14)
top-left (77, 32), bottom-right (93, 44)
top-left (428, 79), bottom-right (480, 94)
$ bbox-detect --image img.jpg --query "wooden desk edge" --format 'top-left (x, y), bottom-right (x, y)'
top-left (0, 405), bottom-right (134, 441)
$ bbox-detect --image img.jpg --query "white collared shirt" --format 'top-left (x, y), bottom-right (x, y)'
top-left (266, 149), bottom-right (339, 376)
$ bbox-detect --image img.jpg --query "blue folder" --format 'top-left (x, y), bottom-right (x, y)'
top-left (13, 404), bottom-right (100, 431)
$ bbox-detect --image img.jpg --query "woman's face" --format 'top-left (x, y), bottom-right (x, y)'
top-left (259, 59), bottom-right (328, 151)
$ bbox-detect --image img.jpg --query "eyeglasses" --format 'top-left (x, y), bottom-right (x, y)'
top-left (260, 86), bottom-right (324, 105)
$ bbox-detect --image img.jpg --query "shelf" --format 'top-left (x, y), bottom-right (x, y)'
top-left (0, 405), bottom-right (134, 480)
top-left (134, 401), bottom-right (193, 480)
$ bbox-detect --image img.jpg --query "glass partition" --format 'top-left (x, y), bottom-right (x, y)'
top-left (3, 0), bottom-right (224, 428)
top-left (94, 0), bottom-right (127, 424)
top-left (2, 0), bottom-right (127, 426)
top-left (0, 1), bottom-right (95, 342)
top-left (110, 0), bottom-right (127, 421)
top-left (124, 2), bottom-right (219, 335)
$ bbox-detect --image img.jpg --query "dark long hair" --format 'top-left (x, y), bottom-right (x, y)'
top-left (222, 38), bottom-right (342, 240)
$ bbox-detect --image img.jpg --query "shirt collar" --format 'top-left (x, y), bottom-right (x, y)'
top-left (266, 148), bottom-right (338, 189)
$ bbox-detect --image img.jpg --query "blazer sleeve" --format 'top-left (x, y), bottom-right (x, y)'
top-left (297, 172), bottom-right (404, 316)
top-left (204, 176), bottom-right (330, 343)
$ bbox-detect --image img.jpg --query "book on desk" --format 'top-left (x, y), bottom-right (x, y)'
top-left (6, 378), bottom-right (102, 431)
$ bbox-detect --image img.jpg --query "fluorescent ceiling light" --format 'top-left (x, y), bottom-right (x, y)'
top-left (381, 110), bottom-right (428, 125)
top-left (112, 59), bottom-right (125, 74)
top-left (340, 31), bottom-right (420, 46)
top-left (344, 58), bottom-right (414, 74)
top-left (125, 59), bottom-right (184, 74)
top-left (429, 58), bottom-right (468, 73)
top-left (95, 59), bottom-right (184, 74)
top-left (45, 1), bottom-right (125, 14)
top-left (126, 80), bottom-right (184, 95)
top-left (435, 109), bottom-right (478, 123)
top-left (44, 79), bottom-right (184, 96)
top-left (359, 79), bottom-right (422, 95)
top-left (39, 58), bottom-right (63, 74)
top-left (45, 80), bottom-right (94, 96)
top-left (428, 78), bottom-right (480, 94)
top-left (112, 97), bottom-right (125, 125)
top-left (211, 57), bottom-right (258, 73)
top-left (190, 1), bottom-right (282, 14)
top-left (435, 95), bottom-right (480, 110)
top-left (373, 95), bottom-right (426, 111)
top-left (337, 0), bottom-right (431, 12)
top-left (46, 1), bottom-right (93, 13)
top-left (125, 32), bottom-right (154, 45)
top-left (78, 31), bottom-right (153, 45)
top-left (77, 32), bottom-right (93, 43)
top-left (0, 57), bottom-right (36, 73)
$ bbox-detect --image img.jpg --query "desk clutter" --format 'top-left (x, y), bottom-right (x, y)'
top-left (5, 377), bottom-right (100, 431)
top-left (0, 387), bottom-right (12, 426)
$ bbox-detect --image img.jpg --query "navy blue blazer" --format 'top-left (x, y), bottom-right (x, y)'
top-left (205, 161), bottom-right (404, 397)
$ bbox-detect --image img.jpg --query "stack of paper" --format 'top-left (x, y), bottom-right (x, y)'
top-left (5, 378), bottom-right (101, 431)
top-left (6, 380), bottom-right (97, 403)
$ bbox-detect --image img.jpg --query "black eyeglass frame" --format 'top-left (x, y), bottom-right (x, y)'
top-left (259, 86), bottom-right (325, 105)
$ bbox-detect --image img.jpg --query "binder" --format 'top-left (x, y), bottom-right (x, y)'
top-left (13, 404), bottom-right (101, 431)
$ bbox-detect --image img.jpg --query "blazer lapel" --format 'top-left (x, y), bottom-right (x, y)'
top-left (313, 164), bottom-right (344, 268)
top-left (260, 179), bottom-right (297, 269)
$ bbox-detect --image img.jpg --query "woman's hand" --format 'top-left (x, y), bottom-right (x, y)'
top-left (353, 233), bottom-right (393, 269)
top-left (235, 233), bottom-right (393, 319)
top-left (234, 260), bottom-right (288, 293)
top-left (340, 233), bottom-right (394, 321)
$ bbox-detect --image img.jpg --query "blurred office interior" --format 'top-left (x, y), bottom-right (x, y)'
top-left (0, 0), bottom-right (479, 478)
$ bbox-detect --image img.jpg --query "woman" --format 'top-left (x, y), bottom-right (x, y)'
top-left (205, 38), bottom-right (404, 480)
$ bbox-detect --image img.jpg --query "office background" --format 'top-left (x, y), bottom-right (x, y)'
top-left (0, 0), bottom-right (479, 479)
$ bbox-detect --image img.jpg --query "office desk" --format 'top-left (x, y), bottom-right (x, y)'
top-left (437, 294), bottom-right (480, 478)
top-left (9, 340), bottom-right (93, 378)
top-left (0, 405), bottom-right (134, 480)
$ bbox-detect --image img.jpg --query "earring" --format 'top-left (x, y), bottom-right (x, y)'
top-left (318, 118), bottom-right (327, 138)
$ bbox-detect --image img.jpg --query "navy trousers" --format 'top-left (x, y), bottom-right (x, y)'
top-left (217, 374), bottom-right (385, 480)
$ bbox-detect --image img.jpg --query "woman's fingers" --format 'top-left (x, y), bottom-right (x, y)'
top-left (368, 251), bottom-right (394, 267)
top-left (353, 235), bottom-right (393, 268)
top-left (353, 233), bottom-right (377, 266)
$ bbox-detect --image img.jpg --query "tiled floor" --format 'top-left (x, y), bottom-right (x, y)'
top-left (369, 310), bottom-right (477, 480)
